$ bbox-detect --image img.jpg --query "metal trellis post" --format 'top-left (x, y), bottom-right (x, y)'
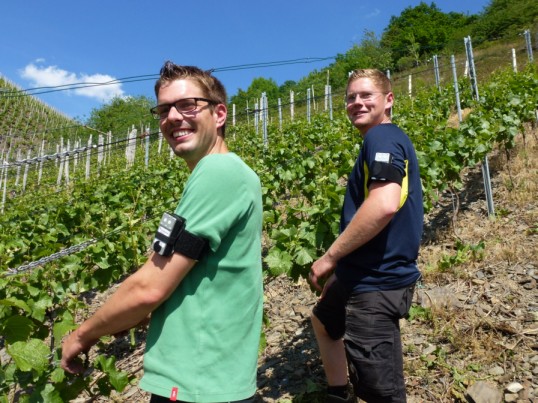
top-left (433, 55), bottom-right (440, 91)
top-left (451, 55), bottom-right (463, 123)
top-left (465, 36), bottom-right (495, 217)
top-left (524, 30), bottom-right (534, 63)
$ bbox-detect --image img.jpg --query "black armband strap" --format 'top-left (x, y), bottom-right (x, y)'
top-left (370, 161), bottom-right (403, 185)
top-left (153, 212), bottom-right (208, 260)
top-left (173, 229), bottom-right (208, 260)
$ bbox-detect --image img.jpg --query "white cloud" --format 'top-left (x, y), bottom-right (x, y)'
top-left (20, 61), bottom-right (124, 102)
top-left (365, 8), bottom-right (380, 18)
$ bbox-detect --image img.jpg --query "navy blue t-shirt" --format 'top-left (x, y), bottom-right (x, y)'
top-left (335, 123), bottom-right (423, 292)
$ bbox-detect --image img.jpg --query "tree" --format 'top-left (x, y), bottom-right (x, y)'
top-left (85, 96), bottom-right (154, 136)
top-left (276, 80), bottom-right (299, 106)
top-left (381, 2), bottom-right (474, 69)
top-left (299, 30), bottom-right (392, 95)
top-left (471, 0), bottom-right (538, 43)
top-left (229, 77), bottom-right (279, 112)
top-left (358, 30), bottom-right (393, 72)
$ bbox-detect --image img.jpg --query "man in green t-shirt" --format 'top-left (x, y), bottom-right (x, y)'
top-left (62, 61), bottom-right (263, 403)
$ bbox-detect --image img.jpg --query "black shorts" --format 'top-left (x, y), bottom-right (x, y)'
top-left (312, 278), bottom-right (351, 340)
top-left (312, 278), bottom-right (416, 402)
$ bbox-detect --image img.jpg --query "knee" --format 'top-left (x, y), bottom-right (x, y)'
top-left (310, 311), bottom-right (328, 336)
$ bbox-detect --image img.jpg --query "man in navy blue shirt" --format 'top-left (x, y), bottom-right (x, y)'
top-left (309, 69), bottom-right (423, 403)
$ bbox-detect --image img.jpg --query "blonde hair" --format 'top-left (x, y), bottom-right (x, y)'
top-left (346, 69), bottom-right (392, 95)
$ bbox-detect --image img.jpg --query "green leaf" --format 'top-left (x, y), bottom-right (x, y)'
top-left (0, 297), bottom-right (31, 313)
top-left (3, 315), bottom-right (35, 344)
top-left (295, 247), bottom-right (315, 266)
top-left (49, 367), bottom-right (66, 383)
top-left (264, 249), bottom-right (293, 276)
top-left (96, 255), bottom-right (111, 269)
top-left (262, 210), bottom-right (276, 225)
top-left (30, 383), bottom-right (63, 403)
top-left (28, 295), bottom-right (53, 322)
top-left (429, 140), bottom-right (443, 151)
top-left (26, 285), bottom-right (41, 297)
top-left (52, 317), bottom-right (77, 348)
top-left (306, 378), bottom-right (323, 392)
top-left (94, 355), bottom-right (130, 392)
top-left (7, 339), bottom-right (49, 373)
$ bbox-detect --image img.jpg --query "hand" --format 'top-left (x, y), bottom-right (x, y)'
top-left (309, 253), bottom-right (337, 292)
top-left (61, 329), bottom-right (96, 375)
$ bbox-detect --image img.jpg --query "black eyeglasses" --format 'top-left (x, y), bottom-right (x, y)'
top-left (150, 97), bottom-right (216, 120)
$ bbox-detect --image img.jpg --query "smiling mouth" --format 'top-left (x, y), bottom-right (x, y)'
top-left (172, 130), bottom-right (192, 139)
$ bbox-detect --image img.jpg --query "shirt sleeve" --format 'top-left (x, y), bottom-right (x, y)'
top-left (364, 128), bottom-right (406, 185)
top-left (174, 156), bottom-right (251, 252)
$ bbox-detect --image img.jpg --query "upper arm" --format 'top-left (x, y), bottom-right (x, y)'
top-left (176, 158), bottom-right (257, 252)
top-left (128, 252), bottom-right (197, 306)
top-left (363, 130), bottom-right (407, 213)
top-left (367, 181), bottom-right (402, 216)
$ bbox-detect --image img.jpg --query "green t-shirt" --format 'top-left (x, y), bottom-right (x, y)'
top-left (140, 153), bottom-right (263, 402)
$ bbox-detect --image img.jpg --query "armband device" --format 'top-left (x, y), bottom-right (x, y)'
top-left (370, 158), bottom-right (403, 185)
top-left (152, 212), bottom-right (208, 260)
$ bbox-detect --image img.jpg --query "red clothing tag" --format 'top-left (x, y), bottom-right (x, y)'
top-left (170, 387), bottom-right (178, 401)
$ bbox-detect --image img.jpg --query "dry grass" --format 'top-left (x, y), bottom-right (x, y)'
top-left (420, 125), bottom-right (537, 272)
top-left (407, 126), bottom-right (538, 401)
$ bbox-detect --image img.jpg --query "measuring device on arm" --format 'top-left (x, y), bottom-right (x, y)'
top-left (153, 212), bottom-right (208, 260)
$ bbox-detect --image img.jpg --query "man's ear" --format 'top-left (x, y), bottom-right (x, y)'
top-left (385, 92), bottom-right (395, 109)
top-left (214, 103), bottom-right (227, 130)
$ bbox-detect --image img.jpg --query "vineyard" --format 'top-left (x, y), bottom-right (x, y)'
top-left (0, 52), bottom-right (538, 401)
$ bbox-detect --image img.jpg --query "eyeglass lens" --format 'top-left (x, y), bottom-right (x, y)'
top-left (346, 92), bottom-right (381, 103)
top-left (156, 99), bottom-right (198, 117)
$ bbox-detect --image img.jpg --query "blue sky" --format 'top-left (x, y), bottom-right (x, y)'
top-left (1, 0), bottom-right (491, 121)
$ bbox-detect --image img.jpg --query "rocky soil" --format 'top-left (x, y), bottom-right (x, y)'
top-left (86, 128), bottom-right (537, 403)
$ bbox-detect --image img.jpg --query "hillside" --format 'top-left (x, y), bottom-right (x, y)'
top-left (76, 124), bottom-right (538, 403)
top-left (0, 75), bottom-right (76, 152)
top-left (255, 127), bottom-right (538, 402)
top-left (1, 6), bottom-right (537, 401)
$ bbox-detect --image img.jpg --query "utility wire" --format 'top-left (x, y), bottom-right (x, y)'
top-left (1, 31), bottom-right (528, 100)
top-left (0, 57), bottom-right (336, 98)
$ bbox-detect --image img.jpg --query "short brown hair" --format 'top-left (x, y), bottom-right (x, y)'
top-left (154, 61), bottom-right (227, 103)
top-left (154, 61), bottom-right (227, 136)
top-left (346, 69), bottom-right (392, 95)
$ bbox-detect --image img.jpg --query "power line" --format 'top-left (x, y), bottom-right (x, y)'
top-left (0, 57), bottom-right (337, 98)
top-left (0, 29), bottom-right (530, 101)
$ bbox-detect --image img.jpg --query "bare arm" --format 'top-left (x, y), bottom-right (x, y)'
top-left (61, 251), bottom-right (196, 373)
top-left (309, 181), bottom-right (402, 291)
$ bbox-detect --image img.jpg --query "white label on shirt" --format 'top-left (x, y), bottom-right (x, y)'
top-left (375, 152), bottom-right (391, 163)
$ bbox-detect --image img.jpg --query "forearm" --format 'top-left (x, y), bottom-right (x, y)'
top-left (62, 251), bottom-right (197, 374)
top-left (67, 252), bottom-right (196, 348)
top-left (327, 203), bottom-right (391, 260)
top-left (327, 182), bottom-right (401, 261)
top-left (74, 281), bottom-right (157, 346)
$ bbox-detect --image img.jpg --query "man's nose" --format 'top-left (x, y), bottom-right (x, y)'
top-left (167, 105), bottom-right (185, 120)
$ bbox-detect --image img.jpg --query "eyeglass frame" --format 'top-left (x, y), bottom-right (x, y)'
top-left (150, 97), bottom-right (217, 120)
top-left (345, 91), bottom-right (387, 104)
